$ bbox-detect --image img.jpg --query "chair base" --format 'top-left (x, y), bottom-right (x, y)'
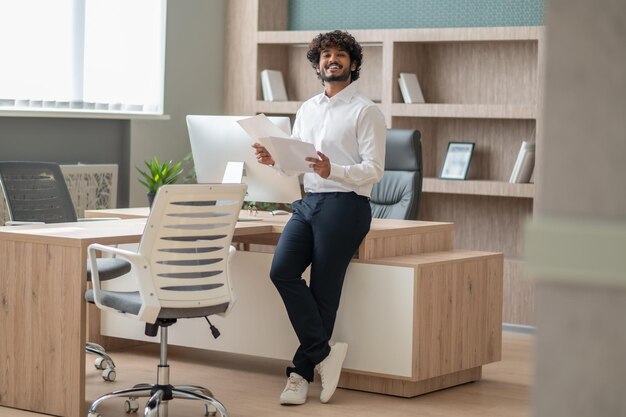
top-left (87, 383), bottom-right (227, 417)
top-left (88, 326), bottom-right (228, 417)
top-left (86, 342), bottom-right (117, 382)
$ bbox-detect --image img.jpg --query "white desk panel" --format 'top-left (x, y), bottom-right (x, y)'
top-left (100, 251), bottom-right (414, 377)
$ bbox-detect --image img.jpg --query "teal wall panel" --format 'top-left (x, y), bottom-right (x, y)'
top-left (288, 0), bottom-right (543, 30)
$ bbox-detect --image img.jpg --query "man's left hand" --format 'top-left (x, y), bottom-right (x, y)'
top-left (306, 151), bottom-right (331, 179)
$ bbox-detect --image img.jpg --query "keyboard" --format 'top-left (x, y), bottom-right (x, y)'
top-left (237, 216), bottom-right (263, 222)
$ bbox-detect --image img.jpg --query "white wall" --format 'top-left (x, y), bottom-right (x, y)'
top-left (129, 0), bottom-right (226, 206)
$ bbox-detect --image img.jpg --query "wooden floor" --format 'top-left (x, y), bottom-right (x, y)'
top-left (0, 331), bottom-right (533, 417)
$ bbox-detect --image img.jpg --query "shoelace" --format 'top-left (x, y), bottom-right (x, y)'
top-left (285, 375), bottom-right (305, 392)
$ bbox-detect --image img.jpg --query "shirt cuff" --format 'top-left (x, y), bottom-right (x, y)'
top-left (328, 162), bottom-right (347, 182)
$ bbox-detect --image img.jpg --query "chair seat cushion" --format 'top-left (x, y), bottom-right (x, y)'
top-left (84, 290), bottom-right (229, 320)
top-left (87, 258), bottom-right (132, 282)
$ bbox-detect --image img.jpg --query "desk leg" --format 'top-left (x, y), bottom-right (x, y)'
top-left (0, 240), bottom-right (85, 417)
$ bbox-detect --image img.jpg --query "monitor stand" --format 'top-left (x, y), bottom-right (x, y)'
top-left (222, 162), bottom-right (262, 222)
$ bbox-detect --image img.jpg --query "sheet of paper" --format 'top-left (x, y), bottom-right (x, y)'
top-left (237, 114), bottom-right (290, 142)
top-left (259, 136), bottom-right (317, 174)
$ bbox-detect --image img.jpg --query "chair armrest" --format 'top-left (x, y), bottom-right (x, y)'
top-left (88, 243), bottom-right (161, 323)
top-left (87, 244), bottom-right (142, 311)
top-left (5, 221), bottom-right (45, 226)
top-left (218, 245), bottom-right (237, 317)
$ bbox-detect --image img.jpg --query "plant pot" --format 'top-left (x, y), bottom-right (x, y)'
top-left (147, 192), bottom-right (156, 209)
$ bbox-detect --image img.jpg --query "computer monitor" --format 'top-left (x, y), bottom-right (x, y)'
top-left (186, 115), bottom-right (302, 205)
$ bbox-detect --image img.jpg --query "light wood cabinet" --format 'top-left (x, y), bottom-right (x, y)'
top-left (225, 0), bottom-right (543, 325)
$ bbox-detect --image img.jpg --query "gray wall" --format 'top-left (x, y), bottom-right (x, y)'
top-left (0, 117), bottom-right (131, 207)
top-left (0, 0), bottom-right (226, 209)
top-left (129, 0), bottom-right (226, 207)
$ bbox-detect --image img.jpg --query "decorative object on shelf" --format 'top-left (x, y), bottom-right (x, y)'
top-left (440, 142), bottom-right (475, 180)
top-left (136, 156), bottom-right (183, 207)
top-left (509, 141), bottom-right (535, 183)
top-left (398, 72), bottom-right (425, 104)
top-left (260, 69), bottom-right (288, 101)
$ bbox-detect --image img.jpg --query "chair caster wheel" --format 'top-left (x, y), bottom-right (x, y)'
top-left (94, 357), bottom-right (106, 370)
top-left (102, 367), bottom-right (116, 382)
top-left (124, 399), bottom-right (139, 413)
top-left (205, 403), bottom-right (217, 416)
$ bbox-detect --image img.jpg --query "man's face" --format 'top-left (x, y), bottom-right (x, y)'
top-left (318, 46), bottom-right (355, 83)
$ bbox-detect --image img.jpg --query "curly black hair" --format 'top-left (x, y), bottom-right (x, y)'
top-left (306, 30), bottom-right (363, 84)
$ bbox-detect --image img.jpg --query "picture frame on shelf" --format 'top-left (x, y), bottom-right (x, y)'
top-left (440, 142), bottom-right (475, 180)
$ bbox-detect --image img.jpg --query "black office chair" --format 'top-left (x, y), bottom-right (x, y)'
top-left (370, 129), bottom-right (422, 220)
top-left (0, 161), bottom-right (131, 381)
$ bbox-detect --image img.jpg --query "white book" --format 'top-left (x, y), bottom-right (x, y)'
top-left (260, 69), bottom-right (288, 101)
top-left (509, 141), bottom-right (536, 183)
top-left (398, 73), bottom-right (425, 104)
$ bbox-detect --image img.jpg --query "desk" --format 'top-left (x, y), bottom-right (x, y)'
top-left (0, 214), bottom-right (502, 417)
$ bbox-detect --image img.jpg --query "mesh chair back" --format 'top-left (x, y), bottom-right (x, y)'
top-left (138, 183), bottom-right (246, 309)
top-left (370, 129), bottom-right (422, 220)
top-left (0, 161), bottom-right (78, 223)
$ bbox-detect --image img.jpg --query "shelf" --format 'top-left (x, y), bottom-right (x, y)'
top-left (257, 26), bottom-right (542, 44)
top-left (256, 100), bottom-right (385, 115)
top-left (257, 29), bottom-right (385, 45)
top-left (255, 100), bottom-right (303, 114)
top-left (422, 178), bottom-right (534, 198)
top-left (391, 103), bottom-right (536, 119)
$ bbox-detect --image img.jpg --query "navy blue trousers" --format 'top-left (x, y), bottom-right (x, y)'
top-left (270, 192), bottom-right (372, 382)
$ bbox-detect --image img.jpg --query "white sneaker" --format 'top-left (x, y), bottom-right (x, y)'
top-left (318, 342), bottom-right (348, 403)
top-left (279, 372), bottom-right (309, 405)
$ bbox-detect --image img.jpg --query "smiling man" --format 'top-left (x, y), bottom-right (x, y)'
top-left (252, 30), bottom-right (386, 405)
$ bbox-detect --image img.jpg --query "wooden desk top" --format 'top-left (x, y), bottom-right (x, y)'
top-left (0, 218), bottom-right (148, 247)
top-left (1, 209), bottom-right (454, 259)
top-left (84, 208), bottom-right (454, 238)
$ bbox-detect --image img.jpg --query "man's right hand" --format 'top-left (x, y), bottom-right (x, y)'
top-left (252, 143), bottom-right (275, 166)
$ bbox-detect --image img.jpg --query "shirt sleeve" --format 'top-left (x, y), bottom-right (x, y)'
top-left (327, 105), bottom-right (386, 186)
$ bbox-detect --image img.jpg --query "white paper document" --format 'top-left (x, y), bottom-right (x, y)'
top-left (258, 136), bottom-right (317, 174)
top-left (236, 114), bottom-right (290, 142)
top-left (237, 114), bottom-right (317, 174)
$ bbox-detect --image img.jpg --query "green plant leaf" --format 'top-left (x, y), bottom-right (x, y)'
top-left (136, 155), bottom-right (184, 193)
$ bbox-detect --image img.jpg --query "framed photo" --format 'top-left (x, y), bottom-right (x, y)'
top-left (440, 142), bottom-right (475, 180)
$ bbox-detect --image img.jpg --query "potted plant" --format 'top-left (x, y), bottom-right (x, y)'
top-left (136, 156), bottom-right (183, 207)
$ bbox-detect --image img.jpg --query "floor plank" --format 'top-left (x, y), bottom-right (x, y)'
top-left (0, 331), bottom-right (532, 417)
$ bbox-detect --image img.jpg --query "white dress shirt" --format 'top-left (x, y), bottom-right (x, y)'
top-left (291, 81), bottom-right (387, 198)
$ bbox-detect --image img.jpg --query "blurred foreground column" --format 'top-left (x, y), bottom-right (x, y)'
top-left (527, 0), bottom-right (626, 416)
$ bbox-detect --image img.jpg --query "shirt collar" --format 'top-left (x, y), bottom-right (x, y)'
top-left (316, 80), bottom-right (359, 104)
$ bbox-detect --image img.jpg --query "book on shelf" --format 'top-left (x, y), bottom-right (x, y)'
top-left (397, 73), bottom-right (425, 104)
top-left (260, 69), bottom-right (288, 102)
top-left (509, 141), bottom-right (535, 183)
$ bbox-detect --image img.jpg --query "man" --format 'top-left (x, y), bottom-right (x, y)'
top-left (252, 30), bottom-right (386, 405)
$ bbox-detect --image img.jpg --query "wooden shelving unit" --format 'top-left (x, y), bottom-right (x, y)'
top-left (225, 0), bottom-right (544, 325)
top-left (423, 178), bottom-right (535, 198)
top-left (390, 103), bottom-right (536, 119)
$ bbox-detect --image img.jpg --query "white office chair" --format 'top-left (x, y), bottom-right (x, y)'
top-left (85, 183), bottom-right (246, 417)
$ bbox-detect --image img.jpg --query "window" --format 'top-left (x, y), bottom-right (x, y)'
top-left (0, 0), bottom-right (167, 115)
